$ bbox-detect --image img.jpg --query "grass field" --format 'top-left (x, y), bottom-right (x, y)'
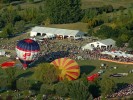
top-left (48, 22), bottom-right (88, 32)
top-left (78, 60), bottom-right (133, 84)
top-left (81, 0), bottom-right (133, 9)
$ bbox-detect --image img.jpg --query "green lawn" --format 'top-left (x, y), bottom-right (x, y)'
top-left (77, 60), bottom-right (133, 84)
top-left (48, 22), bottom-right (88, 32)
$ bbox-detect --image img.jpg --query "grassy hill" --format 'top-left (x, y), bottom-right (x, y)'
top-left (81, 0), bottom-right (133, 9)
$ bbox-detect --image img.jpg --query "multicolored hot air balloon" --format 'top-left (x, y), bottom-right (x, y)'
top-left (16, 39), bottom-right (40, 69)
top-left (51, 58), bottom-right (80, 81)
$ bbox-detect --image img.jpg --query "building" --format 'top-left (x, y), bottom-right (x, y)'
top-left (30, 26), bottom-right (84, 39)
top-left (89, 38), bottom-right (116, 49)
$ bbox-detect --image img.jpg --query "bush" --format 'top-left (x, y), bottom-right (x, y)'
top-left (33, 63), bottom-right (58, 84)
top-left (16, 78), bottom-right (31, 91)
top-left (0, 76), bottom-right (12, 90)
top-left (54, 81), bottom-right (69, 97)
top-left (68, 80), bottom-right (90, 100)
top-left (40, 84), bottom-right (54, 95)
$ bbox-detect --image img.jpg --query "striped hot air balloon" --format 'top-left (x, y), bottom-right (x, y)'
top-left (51, 58), bottom-right (80, 81)
top-left (16, 39), bottom-right (40, 69)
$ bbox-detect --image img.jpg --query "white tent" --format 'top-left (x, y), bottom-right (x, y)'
top-left (82, 44), bottom-right (94, 51)
top-left (0, 50), bottom-right (5, 56)
top-left (101, 50), bottom-right (133, 58)
top-left (30, 26), bottom-right (84, 39)
top-left (89, 38), bottom-right (116, 49)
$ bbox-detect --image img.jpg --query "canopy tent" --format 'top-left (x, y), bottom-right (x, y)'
top-left (101, 51), bottom-right (133, 58)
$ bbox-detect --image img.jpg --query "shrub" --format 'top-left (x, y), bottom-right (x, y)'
top-left (33, 63), bottom-right (58, 84)
top-left (54, 81), bottom-right (69, 97)
top-left (40, 84), bottom-right (54, 95)
top-left (68, 80), bottom-right (89, 100)
top-left (16, 78), bottom-right (31, 91)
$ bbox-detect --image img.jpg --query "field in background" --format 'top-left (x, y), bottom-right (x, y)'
top-left (48, 22), bottom-right (88, 32)
top-left (16, 0), bottom-right (133, 10)
top-left (81, 0), bottom-right (133, 9)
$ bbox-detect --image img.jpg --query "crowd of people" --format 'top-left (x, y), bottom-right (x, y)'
top-left (108, 83), bottom-right (133, 98)
top-left (35, 39), bottom-right (133, 64)
top-left (0, 37), bottom-right (133, 64)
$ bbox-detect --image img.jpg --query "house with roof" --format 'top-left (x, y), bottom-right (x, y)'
top-left (30, 26), bottom-right (84, 39)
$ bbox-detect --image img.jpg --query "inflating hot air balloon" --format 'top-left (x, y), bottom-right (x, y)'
top-left (51, 58), bottom-right (80, 81)
top-left (1, 61), bottom-right (15, 68)
top-left (87, 73), bottom-right (99, 82)
top-left (16, 39), bottom-right (40, 69)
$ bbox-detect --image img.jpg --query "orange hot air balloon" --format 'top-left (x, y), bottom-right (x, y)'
top-left (51, 58), bottom-right (80, 81)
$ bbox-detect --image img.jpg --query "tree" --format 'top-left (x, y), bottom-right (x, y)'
top-left (116, 38), bottom-right (124, 47)
top-left (89, 78), bottom-right (101, 98)
top-left (3, 67), bottom-right (17, 89)
top-left (40, 84), bottom-right (54, 95)
top-left (95, 25), bottom-right (113, 39)
top-left (0, 23), bottom-right (14, 38)
top-left (120, 33), bottom-right (129, 42)
top-left (128, 37), bottom-right (133, 49)
top-left (82, 8), bottom-right (98, 22)
top-left (54, 81), bottom-right (69, 97)
top-left (16, 77), bottom-right (31, 90)
top-left (14, 20), bottom-right (25, 34)
top-left (0, 76), bottom-right (12, 89)
top-left (45, 0), bottom-right (82, 24)
top-left (1, 5), bottom-right (18, 24)
top-left (33, 63), bottom-right (58, 84)
top-left (0, 17), bottom-right (5, 29)
top-left (68, 80), bottom-right (90, 100)
top-left (100, 77), bottom-right (116, 97)
top-left (4, 67), bottom-right (16, 83)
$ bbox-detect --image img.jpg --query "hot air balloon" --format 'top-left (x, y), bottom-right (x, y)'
top-left (1, 61), bottom-right (15, 68)
top-left (51, 58), bottom-right (80, 81)
top-left (16, 39), bottom-right (40, 69)
top-left (87, 73), bottom-right (99, 82)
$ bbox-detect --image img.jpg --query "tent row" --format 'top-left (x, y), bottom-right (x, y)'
top-left (101, 51), bottom-right (133, 58)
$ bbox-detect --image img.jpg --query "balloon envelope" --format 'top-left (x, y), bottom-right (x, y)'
top-left (1, 61), bottom-right (15, 68)
top-left (16, 39), bottom-right (40, 68)
top-left (87, 73), bottom-right (99, 82)
top-left (51, 58), bottom-right (80, 81)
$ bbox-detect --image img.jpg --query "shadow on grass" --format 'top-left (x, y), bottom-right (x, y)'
top-left (80, 65), bottom-right (96, 75)
top-left (116, 82), bottom-right (129, 92)
top-left (30, 50), bottom-right (69, 68)
top-left (17, 71), bottom-right (33, 79)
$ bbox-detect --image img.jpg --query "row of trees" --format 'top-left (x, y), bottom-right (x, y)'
top-left (90, 24), bottom-right (133, 48)
top-left (44, 0), bottom-right (83, 24)
top-left (0, 0), bottom-right (83, 38)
